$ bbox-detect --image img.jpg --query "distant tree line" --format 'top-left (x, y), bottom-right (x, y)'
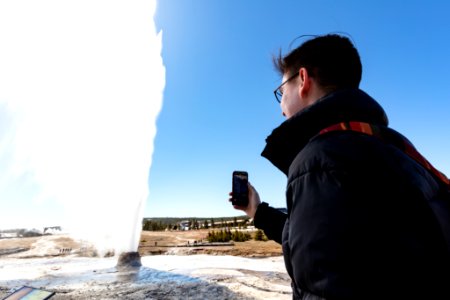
top-left (142, 220), bottom-right (166, 231)
top-left (142, 216), bottom-right (252, 231)
top-left (207, 229), bottom-right (268, 242)
top-left (253, 229), bottom-right (269, 241)
top-left (207, 229), bottom-right (251, 242)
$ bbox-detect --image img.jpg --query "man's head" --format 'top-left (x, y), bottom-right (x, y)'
top-left (273, 34), bottom-right (362, 118)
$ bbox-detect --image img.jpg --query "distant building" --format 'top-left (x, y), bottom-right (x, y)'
top-left (0, 232), bottom-right (18, 239)
top-left (43, 226), bottom-right (62, 234)
top-left (179, 221), bottom-right (190, 231)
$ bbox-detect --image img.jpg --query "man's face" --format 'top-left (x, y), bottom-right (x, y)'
top-left (280, 74), bottom-right (304, 119)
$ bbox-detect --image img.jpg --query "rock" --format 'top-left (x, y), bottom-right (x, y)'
top-left (116, 252), bottom-right (142, 270)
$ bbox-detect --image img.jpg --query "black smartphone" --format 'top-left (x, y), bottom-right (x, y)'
top-left (231, 171), bottom-right (249, 206)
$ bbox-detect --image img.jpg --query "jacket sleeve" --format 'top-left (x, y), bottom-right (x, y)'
top-left (286, 168), bottom-right (374, 297)
top-left (253, 202), bottom-right (287, 244)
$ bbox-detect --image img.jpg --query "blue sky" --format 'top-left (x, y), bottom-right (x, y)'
top-left (147, 0), bottom-right (450, 218)
top-left (1, 1), bottom-right (449, 231)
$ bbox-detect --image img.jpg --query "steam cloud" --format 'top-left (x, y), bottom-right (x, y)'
top-left (0, 0), bottom-right (165, 254)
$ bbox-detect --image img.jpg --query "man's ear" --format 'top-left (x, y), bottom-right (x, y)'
top-left (298, 67), bottom-right (311, 98)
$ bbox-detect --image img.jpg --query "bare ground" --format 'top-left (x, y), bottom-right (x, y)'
top-left (0, 229), bottom-right (282, 258)
top-left (138, 229), bottom-right (283, 257)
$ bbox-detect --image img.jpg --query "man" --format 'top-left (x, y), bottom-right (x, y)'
top-left (232, 34), bottom-right (449, 299)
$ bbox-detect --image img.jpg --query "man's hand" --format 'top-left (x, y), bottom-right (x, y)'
top-left (229, 182), bottom-right (261, 219)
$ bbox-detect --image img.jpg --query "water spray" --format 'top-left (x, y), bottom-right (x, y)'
top-left (0, 0), bottom-right (165, 266)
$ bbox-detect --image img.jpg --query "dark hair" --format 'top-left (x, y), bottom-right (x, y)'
top-left (273, 34), bottom-right (362, 92)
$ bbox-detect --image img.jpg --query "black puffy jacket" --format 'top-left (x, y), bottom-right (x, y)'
top-left (255, 89), bottom-right (450, 299)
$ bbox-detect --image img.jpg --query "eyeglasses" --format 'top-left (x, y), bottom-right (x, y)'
top-left (273, 71), bottom-right (299, 103)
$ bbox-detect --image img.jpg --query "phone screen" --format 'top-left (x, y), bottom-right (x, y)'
top-left (232, 171), bottom-right (248, 206)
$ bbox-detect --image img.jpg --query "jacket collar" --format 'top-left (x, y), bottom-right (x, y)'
top-left (261, 89), bottom-right (389, 175)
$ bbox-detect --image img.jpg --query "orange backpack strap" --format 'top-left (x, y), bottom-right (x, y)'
top-left (319, 121), bottom-right (450, 187)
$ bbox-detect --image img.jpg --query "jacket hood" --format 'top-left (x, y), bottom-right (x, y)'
top-left (261, 89), bottom-right (389, 175)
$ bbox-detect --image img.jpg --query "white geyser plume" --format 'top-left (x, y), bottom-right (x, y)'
top-left (0, 0), bottom-right (165, 255)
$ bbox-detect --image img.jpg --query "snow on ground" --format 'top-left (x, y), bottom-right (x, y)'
top-left (0, 255), bottom-right (292, 299)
